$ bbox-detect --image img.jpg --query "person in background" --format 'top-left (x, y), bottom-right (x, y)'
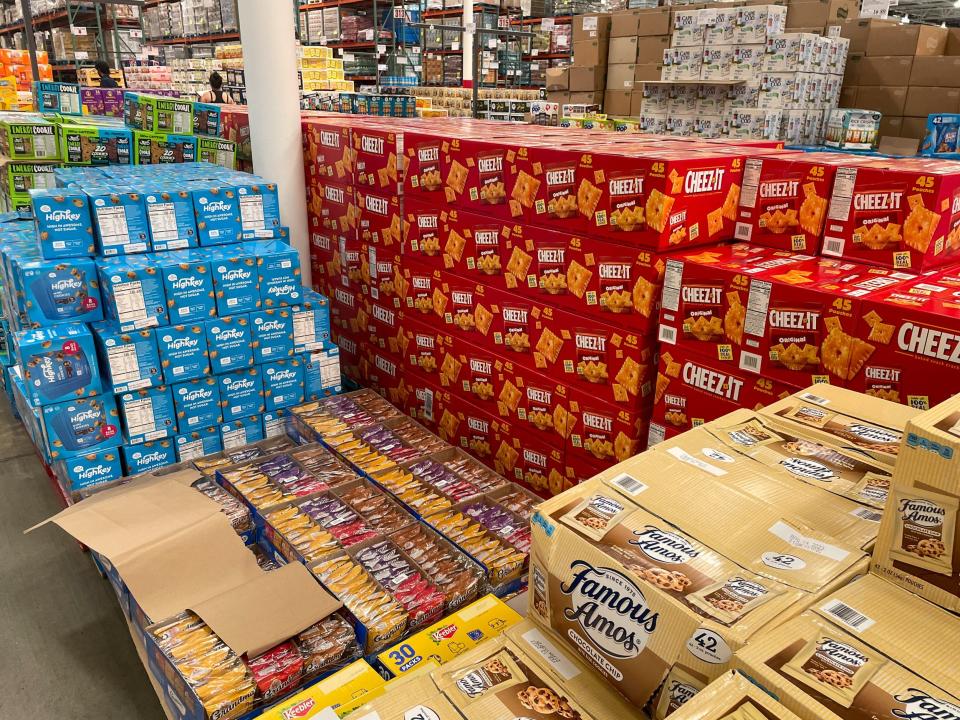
top-left (199, 72), bottom-right (236, 105)
top-left (95, 60), bottom-right (119, 88)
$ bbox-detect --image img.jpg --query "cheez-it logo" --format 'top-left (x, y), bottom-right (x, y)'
top-left (854, 191), bottom-right (903, 211)
top-left (683, 362), bottom-right (743, 401)
top-left (759, 180), bottom-right (798, 198)
top-left (684, 168), bottom-right (725, 194)
top-left (769, 309), bottom-right (819, 330)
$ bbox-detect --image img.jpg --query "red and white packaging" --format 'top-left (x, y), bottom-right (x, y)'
top-left (650, 343), bottom-right (794, 444)
top-left (500, 362), bottom-right (572, 448)
top-left (822, 156), bottom-right (960, 272)
top-left (351, 125), bottom-right (402, 192)
top-left (356, 186), bottom-right (401, 246)
top-left (849, 269), bottom-right (960, 409)
top-left (735, 151), bottom-right (852, 253)
top-left (565, 383), bottom-right (651, 474)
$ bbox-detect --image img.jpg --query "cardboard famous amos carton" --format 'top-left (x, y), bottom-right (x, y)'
top-left (529, 450), bottom-right (869, 711)
top-left (846, 269), bottom-right (960, 409)
top-left (427, 619), bottom-right (643, 720)
top-left (821, 156), bottom-right (960, 272)
top-left (872, 393), bottom-right (960, 613)
top-left (664, 670), bottom-right (803, 719)
top-left (733, 574), bottom-right (960, 720)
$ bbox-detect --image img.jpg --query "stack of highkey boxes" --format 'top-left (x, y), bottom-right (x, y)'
top-left (529, 382), bottom-right (960, 719)
top-left (0, 161), bottom-right (338, 497)
top-left (840, 18), bottom-right (955, 143)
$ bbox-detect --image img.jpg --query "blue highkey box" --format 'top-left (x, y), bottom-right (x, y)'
top-left (16, 323), bottom-right (102, 405)
top-left (156, 323), bottom-right (210, 383)
top-left (117, 384), bottom-right (177, 444)
top-left (91, 322), bottom-right (162, 393)
top-left (154, 251), bottom-right (216, 323)
top-left (41, 394), bottom-right (120, 460)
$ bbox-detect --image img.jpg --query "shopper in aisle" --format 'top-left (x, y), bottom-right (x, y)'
top-left (199, 72), bottom-right (236, 105)
top-left (94, 60), bottom-right (119, 88)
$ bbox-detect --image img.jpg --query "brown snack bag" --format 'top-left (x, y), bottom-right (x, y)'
top-left (888, 486), bottom-right (958, 576)
top-left (687, 575), bottom-right (781, 625)
top-left (560, 493), bottom-right (631, 541)
top-left (781, 632), bottom-right (883, 708)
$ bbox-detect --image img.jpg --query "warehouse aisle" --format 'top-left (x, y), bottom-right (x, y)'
top-left (0, 404), bottom-right (164, 719)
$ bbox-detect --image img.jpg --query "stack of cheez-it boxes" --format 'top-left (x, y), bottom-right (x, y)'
top-left (304, 114), bottom-right (791, 497)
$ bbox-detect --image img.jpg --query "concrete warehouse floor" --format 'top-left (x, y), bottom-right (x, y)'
top-left (0, 403), bottom-right (164, 719)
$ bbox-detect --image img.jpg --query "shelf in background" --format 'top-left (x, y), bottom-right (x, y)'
top-left (153, 32), bottom-right (240, 45)
top-left (511, 15), bottom-right (572, 25)
top-left (299, 0), bottom-right (372, 10)
top-left (523, 51), bottom-right (570, 59)
top-left (327, 40), bottom-right (377, 49)
top-left (423, 3), bottom-right (500, 17)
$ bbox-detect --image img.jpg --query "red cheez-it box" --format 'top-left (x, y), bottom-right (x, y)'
top-left (822, 156), bottom-right (960, 272)
top-left (849, 269), bottom-right (960, 409)
top-left (734, 152), bottom-right (860, 253)
top-left (403, 129), bottom-right (747, 251)
top-left (650, 342), bottom-right (794, 446)
top-left (402, 198), bottom-right (666, 335)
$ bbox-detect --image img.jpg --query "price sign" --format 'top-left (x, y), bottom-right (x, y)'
top-left (71, 25), bottom-right (88, 35)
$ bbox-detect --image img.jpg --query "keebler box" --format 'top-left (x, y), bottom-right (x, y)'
top-left (733, 574), bottom-right (960, 720)
top-left (650, 341), bottom-right (794, 444)
top-left (374, 594), bottom-right (522, 678)
top-left (848, 269), bottom-right (960, 409)
top-left (259, 659), bottom-right (386, 720)
top-left (529, 455), bottom-right (868, 710)
top-left (821, 156), bottom-right (960, 272)
top-left (734, 151), bottom-right (850, 253)
top-left (403, 199), bottom-right (666, 335)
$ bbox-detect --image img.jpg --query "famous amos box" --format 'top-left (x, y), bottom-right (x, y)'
top-left (847, 269), bottom-right (960, 408)
top-left (664, 670), bottom-right (802, 720)
top-left (821, 156), bottom-right (960, 272)
top-left (757, 384), bottom-right (915, 469)
top-left (872, 393), bottom-right (960, 612)
top-left (156, 323), bottom-right (211, 384)
top-left (30, 188), bottom-right (95, 259)
top-left (529, 456), bottom-right (868, 710)
top-left (143, 188), bottom-right (199, 251)
top-left (155, 251), bottom-right (215, 323)
top-left (432, 618), bottom-right (655, 720)
top-left (92, 323), bottom-right (161, 394)
top-left (117, 384), bottom-right (177, 444)
top-left (87, 187), bottom-right (151, 256)
top-left (637, 420), bottom-right (884, 553)
top-left (733, 574), bottom-right (960, 720)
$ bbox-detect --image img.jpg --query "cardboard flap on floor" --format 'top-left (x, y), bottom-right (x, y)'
top-left (28, 473), bottom-right (341, 656)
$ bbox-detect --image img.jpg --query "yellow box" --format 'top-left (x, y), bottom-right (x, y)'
top-left (374, 593), bottom-right (522, 678)
top-left (259, 659), bottom-right (387, 720)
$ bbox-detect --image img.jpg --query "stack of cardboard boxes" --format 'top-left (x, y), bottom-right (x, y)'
top-left (604, 6), bottom-right (671, 116)
top-left (546, 14), bottom-right (612, 110)
top-left (841, 19), bottom-right (960, 142)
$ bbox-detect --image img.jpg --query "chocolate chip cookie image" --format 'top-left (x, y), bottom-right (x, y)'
top-left (482, 659), bottom-right (509, 675)
top-left (579, 516), bottom-right (606, 530)
top-left (912, 538), bottom-right (947, 558)
top-left (707, 597), bottom-right (744, 613)
top-left (633, 565), bottom-right (692, 592)
top-left (517, 686), bottom-right (564, 716)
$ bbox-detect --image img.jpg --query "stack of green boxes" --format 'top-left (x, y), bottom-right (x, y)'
top-left (123, 92), bottom-right (238, 169)
top-left (0, 112), bottom-right (61, 212)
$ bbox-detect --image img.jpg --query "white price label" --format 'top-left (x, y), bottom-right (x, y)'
top-left (343, 53), bottom-right (355, 61)
top-left (377, 44), bottom-right (388, 54)
top-left (72, 25), bottom-right (88, 35)
top-left (129, 29), bottom-right (142, 38)
top-left (377, 63), bottom-right (388, 71)
top-left (75, 50), bottom-right (89, 60)
top-left (541, 17), bottom-right (555, 30)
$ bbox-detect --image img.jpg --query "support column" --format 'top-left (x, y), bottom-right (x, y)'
top-left (462, 1), bottom-right (474, 87)
top-left (237, 0), bottom-right (311, 287)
